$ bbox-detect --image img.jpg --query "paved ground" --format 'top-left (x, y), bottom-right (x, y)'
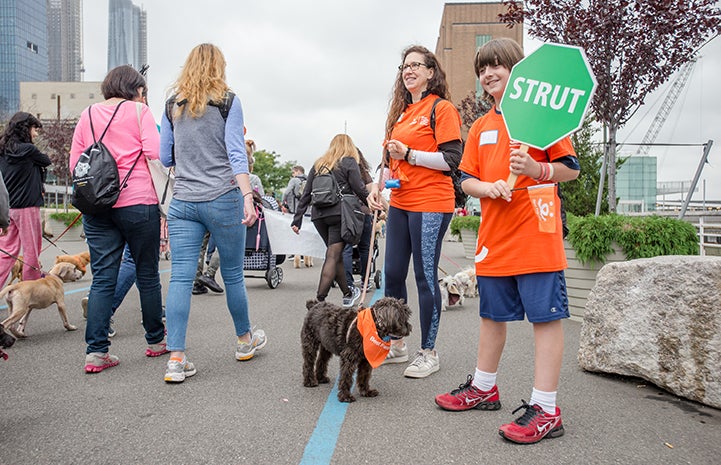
top-left (0, 232), bottom-right (719, 464)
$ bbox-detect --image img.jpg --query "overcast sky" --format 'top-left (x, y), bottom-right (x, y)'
top-left (81, 0), bottom-right (721, 201)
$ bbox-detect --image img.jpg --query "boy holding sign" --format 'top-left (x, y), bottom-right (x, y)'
top-left (434, 38), bottom-right (580, 444)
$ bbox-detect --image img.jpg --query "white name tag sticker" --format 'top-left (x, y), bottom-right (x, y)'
top-left (479, 130), bottom-right (498, 146)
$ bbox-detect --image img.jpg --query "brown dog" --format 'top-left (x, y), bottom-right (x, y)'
top-left (0, 262), bottom-right (81, 338)
top-left (301, 297), bottom-right (412, 402)
top-left (54, 251), bottom-right (91, 275)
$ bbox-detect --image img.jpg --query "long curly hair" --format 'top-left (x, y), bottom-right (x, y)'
top-left (170, 43), bottom-right (230, 119)
top-left (384, 45), bottom-right (450, 139)
top-left (0, 112), bottom-right (42, 154)
top-left (314, 134), bottom-right (359, 171)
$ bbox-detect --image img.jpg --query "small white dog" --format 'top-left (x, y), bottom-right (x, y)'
top-left (439, 267), bottom-right (477, 311)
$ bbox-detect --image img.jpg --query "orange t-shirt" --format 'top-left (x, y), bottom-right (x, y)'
top-left (459, 106), bottom-right (576, 276)
top-left (388, 94), bottom-right (461, 213)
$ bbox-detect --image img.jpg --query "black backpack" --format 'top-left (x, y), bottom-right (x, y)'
top-left (429, 97), bottom-right (467, 209)
top-left (72, 101), bottom-right (142, 215)
top-left (310, 165), bottom-right (341, 208)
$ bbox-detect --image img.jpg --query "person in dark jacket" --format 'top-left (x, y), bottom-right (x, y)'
top-left (291, 134), bottom-right (382, 308)
top-left (0, 112), bottom-right (50, 285)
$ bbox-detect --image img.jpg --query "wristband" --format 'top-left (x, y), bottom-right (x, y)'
top-left (404, 146), bottom-right (411, 161)
top-left (243, 191), bottom-right (253, 198)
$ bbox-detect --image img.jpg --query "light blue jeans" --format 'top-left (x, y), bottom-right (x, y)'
top-left (165, 189), bottom-right (251, 352)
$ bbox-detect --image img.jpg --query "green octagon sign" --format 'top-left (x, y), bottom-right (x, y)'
top-left (500, 43), bottom-right (597, 150)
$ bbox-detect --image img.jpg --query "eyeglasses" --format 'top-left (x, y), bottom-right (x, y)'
top-left (398, 62), bottom-right (430, 72)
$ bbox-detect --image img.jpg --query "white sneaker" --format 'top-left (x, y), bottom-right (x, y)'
top-left (381, 342), bottom-right (409, 365)
top-left (403, 349), bottom-right (439, 378)
top-left (341, 286), bottom-right (361, 308)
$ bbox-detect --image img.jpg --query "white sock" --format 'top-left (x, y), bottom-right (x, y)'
top-left (530, 387), bottom-right (557, 415)
top-left (472, 368), bottom-right (497, 392)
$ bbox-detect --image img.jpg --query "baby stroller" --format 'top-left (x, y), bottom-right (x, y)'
top-left (244, 193), bottom-right (285, 288)
top-left (351, 230), bottom-right (382, 290)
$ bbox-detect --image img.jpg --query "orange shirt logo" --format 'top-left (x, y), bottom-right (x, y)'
top-left (527, 184), bottom-right (557, 233)
top-left (356, 308), bottom-right (390, 368)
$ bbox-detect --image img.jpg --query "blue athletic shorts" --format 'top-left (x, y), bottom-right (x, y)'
top-left (477, 271), bottom-right (570, 323)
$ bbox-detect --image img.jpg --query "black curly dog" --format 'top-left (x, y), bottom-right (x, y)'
top-left (0, 323), bottom-right (16, 360)
top-left (301, 297), bottom-right (412, 403)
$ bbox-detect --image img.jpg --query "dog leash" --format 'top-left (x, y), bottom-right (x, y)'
top-left (41, 233), bottom-right (71, 255)
top-left (0, 247), bottom-right (45, 274)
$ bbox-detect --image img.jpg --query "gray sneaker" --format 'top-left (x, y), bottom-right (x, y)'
top-left (85, 352), bottom-right (119, 373)
top-left (381, 342), bottom-right (409, 365)
top-left (164, 357), bottom-right (197, 383)
top-left (235, 329), bottom-right (267, 361)
top-left (403, 349), bottom-right (440, 378)
top-left (342, 286), bottom-right (362, 308)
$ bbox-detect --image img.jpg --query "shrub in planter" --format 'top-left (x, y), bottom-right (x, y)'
top-left (566, 213), bottom-right (698, 265)
top-left (49, 211), bottom-right (83, 227)
top-left (449, 215), bottom-right (481, 240)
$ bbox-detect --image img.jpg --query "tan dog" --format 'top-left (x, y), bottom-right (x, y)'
top-left (293, 255), bottom-right (314, 268)
top-left (10, 256), bottom-right (23, 283)
top-left (0, 262), bottom-right (81, 338)
top-left (54, 250), bottom-right (91, 276)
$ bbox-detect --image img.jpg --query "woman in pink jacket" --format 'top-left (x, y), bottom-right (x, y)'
top-left (70, 65), bottom-right (166, 373)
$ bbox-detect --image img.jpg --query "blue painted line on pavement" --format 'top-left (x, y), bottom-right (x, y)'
top-left (299, 274), bottom-right (384, 465)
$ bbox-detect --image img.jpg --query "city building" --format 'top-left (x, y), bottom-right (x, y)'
top-left (0, 0), bottom-right (48, 118)
top-left (617, 156), bottom-right (658, 213)
top-left (107, 0), bottom-right (147, 71)
top-left (20, 81), bottom-right (102, 120)
top-left (47, 0), bottom-right (83, 82)
top-left (435, 2), bottom-right (523, 111)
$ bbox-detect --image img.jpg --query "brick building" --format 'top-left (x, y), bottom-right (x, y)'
top-left (435, 2), bottom-right (523, 109)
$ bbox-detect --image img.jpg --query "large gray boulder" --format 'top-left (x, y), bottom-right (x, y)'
top-left (578, 255), bottom-right (721, 408)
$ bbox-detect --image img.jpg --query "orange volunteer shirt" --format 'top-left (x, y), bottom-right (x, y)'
top-left (459, 106), bottom-right (576, 277)
top-left (388, 94), bottom-right (461, 213)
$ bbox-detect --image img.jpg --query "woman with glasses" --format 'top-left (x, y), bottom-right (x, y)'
top-left (368, 45), bottom-right (462, 378)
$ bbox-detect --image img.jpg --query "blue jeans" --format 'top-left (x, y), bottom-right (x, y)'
top-left (343, 215), bottom-right (372, 286)
top-left (83, 204), bottom-right (163, 354)
top-left (165, 189), bottom-right (252, 352)
top-left (112, 244), bottom-right (136, 313)
top-left (384, 206), bottom-right (451, 350)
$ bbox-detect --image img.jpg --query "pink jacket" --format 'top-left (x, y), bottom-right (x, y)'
top-left (70, 100), bottom-right (160, 208)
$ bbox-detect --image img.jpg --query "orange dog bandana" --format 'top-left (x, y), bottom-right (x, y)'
top-left (527, 183), bottom-right (557, 233)
top-left (356, 308), bottom-right (391, 368)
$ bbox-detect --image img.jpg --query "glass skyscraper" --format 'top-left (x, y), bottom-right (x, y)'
top-left (0, 0), bottom-right (48, 118)
top-left (107, 0), bottom-right (147, 71)
top-left (47, 0), bottom-right (83, 82)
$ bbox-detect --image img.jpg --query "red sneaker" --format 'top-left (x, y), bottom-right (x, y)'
top-left (435, 374), bottom-right (501, 411)
top-left (499, 401), bottom-right (565, 444)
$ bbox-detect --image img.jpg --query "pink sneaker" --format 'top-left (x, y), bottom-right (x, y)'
top-left (85, 352), bottom-right (119, 373)
top-left (435, 374), bottom-right (501, 411)
top-left (145, 342), bottom-right (169, 357)
top-left (499, 401), bottom-right (565, 444)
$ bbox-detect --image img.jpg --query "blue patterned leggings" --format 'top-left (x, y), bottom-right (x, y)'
top-left (384, 206), bottom-right (451, 350)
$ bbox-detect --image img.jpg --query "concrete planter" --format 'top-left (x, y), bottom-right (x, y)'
top-left (459, 229), bottom-right (478, 260)
top-left (564, 240), bottom-right (625, 319)
top-left (43, 209), bottom-right (85, 242)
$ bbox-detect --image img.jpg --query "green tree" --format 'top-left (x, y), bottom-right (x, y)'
top-left (563, 119), bottom-right (607, 216)
top-left (251, 149), bottom-right (295, 197)
top-left (501, 0), bottom-right (721, 212)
